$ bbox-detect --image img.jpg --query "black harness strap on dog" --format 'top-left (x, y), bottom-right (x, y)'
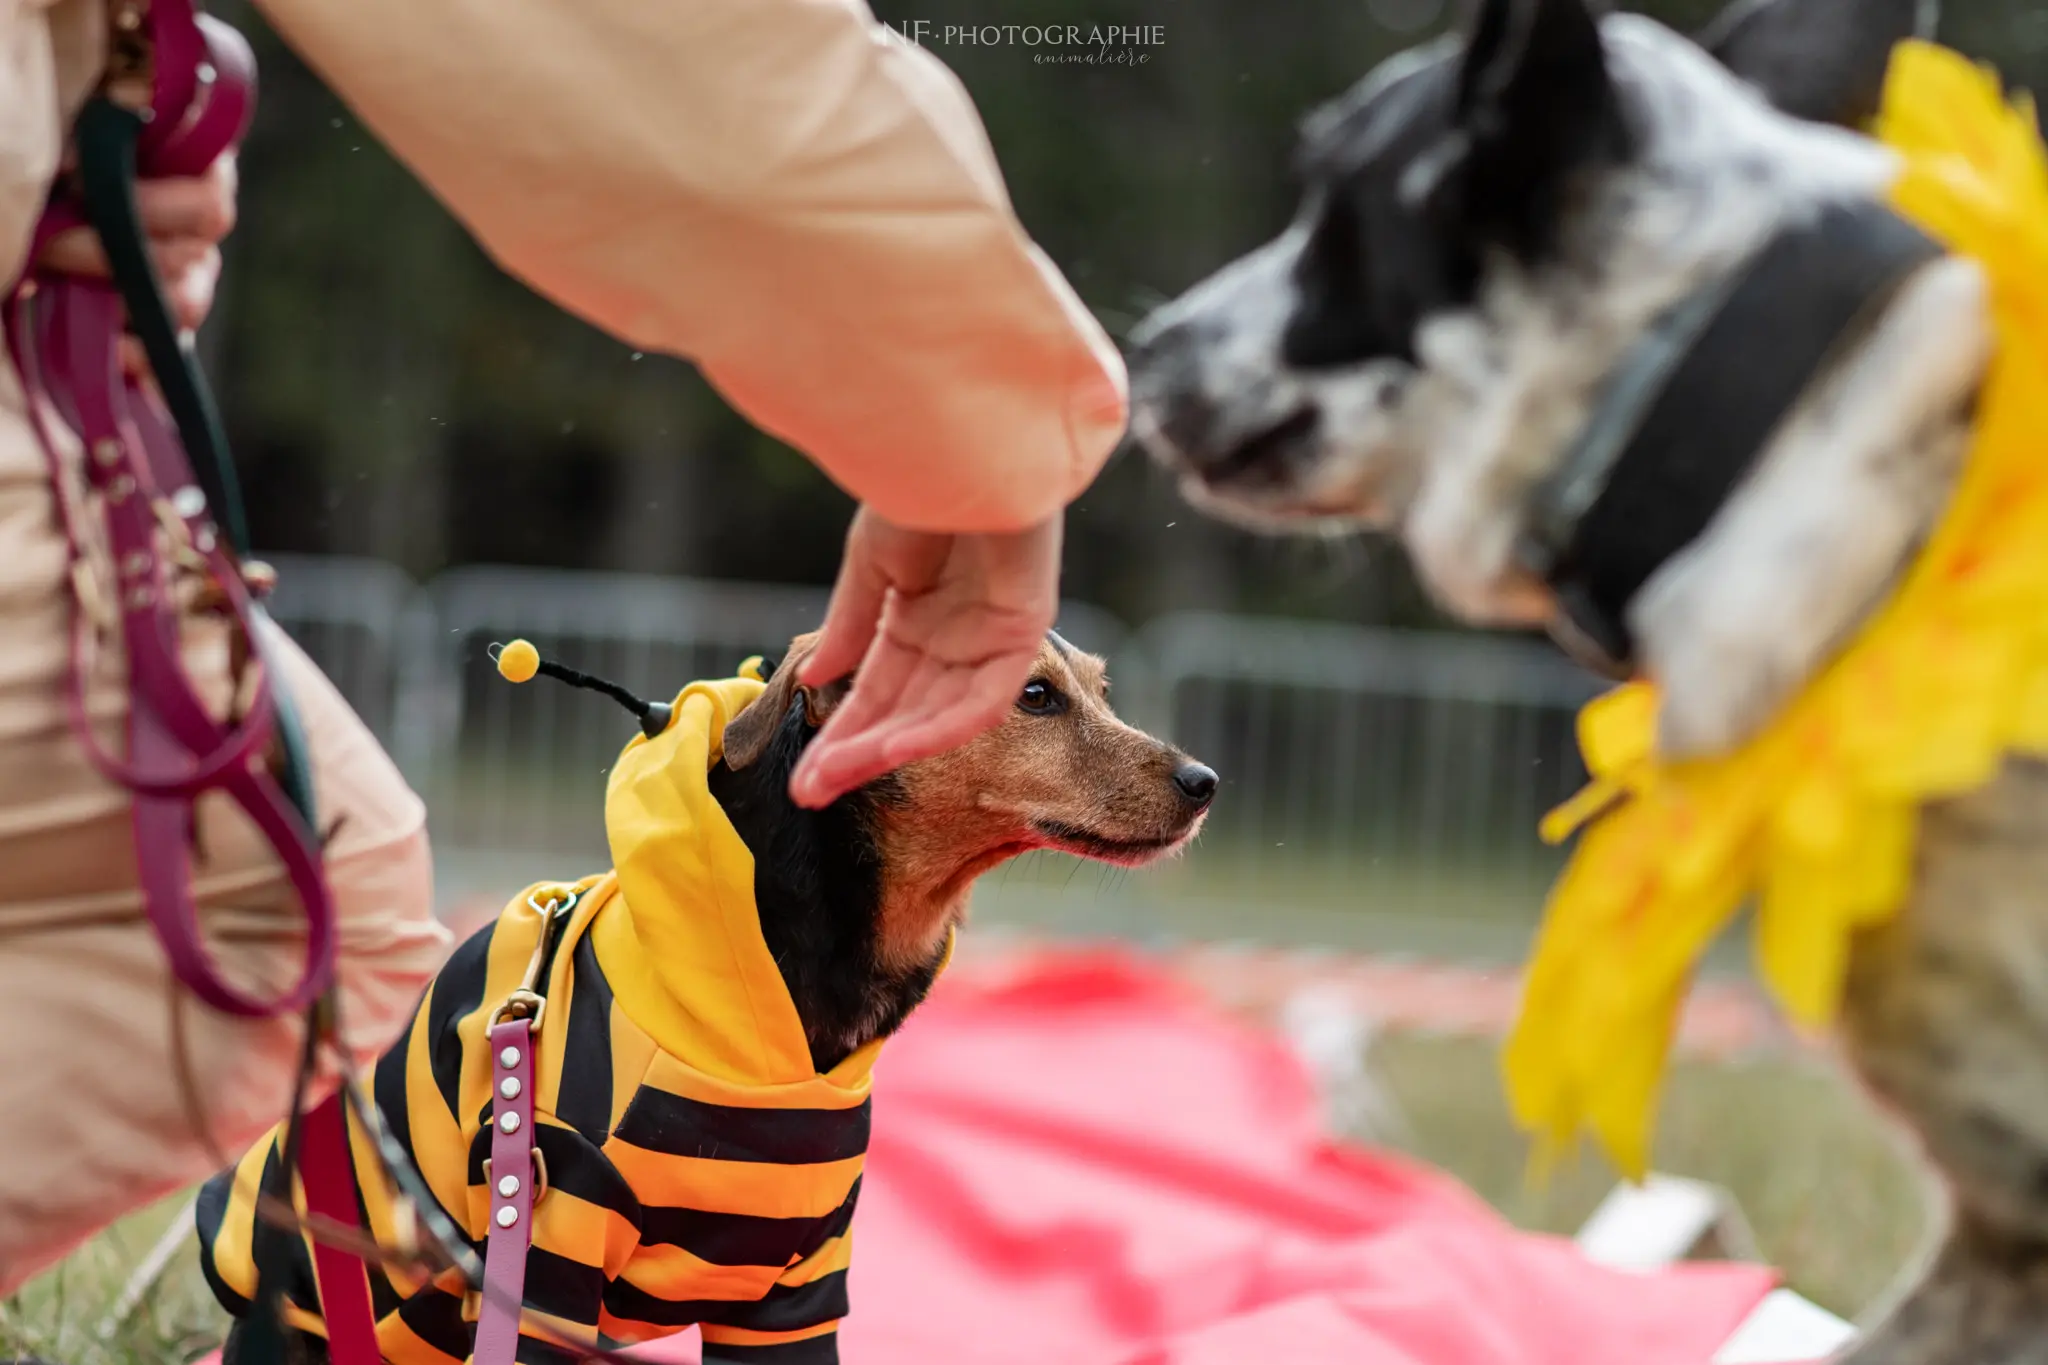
top-left (1517, 199), bottom-right (1944, 678)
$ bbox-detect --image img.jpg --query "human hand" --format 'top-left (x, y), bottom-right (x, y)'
top-left (788, 508), bottom-right (1062, 808)
top-left (34, 152), bottom-right (237, 376)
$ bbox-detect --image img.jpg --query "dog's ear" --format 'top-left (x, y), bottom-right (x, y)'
top-left (1699, 0), bottom-right (1934, 127)
top-left (1429, 0), bottom-right (1633, 262)
top-left (721, 639), bottom-right (851, 772)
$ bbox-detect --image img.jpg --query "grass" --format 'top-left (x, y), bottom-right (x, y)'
top-left (1358, 1033), bottom-right (1933, 1320)
top-left (0, 1193), bottom-right (219, 1365)
top-left (2, 1034), bottom-right (1931, 1362)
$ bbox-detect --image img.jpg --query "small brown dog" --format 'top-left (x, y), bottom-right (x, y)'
top-left (200, 630), bottom-right (1214, 1365)
top-left (717, 629), bottom-right (1218, 1069)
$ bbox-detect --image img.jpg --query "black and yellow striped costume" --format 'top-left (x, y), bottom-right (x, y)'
top-left (197, 672), bottom-right (944, 1364)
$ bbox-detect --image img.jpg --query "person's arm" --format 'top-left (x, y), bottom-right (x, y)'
top-left (248, 0), bottom-right (1128, 535)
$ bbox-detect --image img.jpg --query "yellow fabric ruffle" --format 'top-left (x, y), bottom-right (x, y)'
top-left (1505, 41), bottom-right (2048, 1179)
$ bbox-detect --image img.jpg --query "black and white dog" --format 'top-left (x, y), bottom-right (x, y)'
top-left (1129, 0), bottom-right (2048, 1359)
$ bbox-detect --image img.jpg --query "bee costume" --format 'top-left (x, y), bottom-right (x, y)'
top-left (1509, 44), bottom-right (2048, 1177)
top-left (199, 645), bottom-right (947, 1364)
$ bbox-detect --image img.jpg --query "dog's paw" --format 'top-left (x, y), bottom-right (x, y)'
top-left (1647, 632), bottom-right (1790, 759)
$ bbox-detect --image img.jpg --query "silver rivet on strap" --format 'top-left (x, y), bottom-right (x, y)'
top-left (499, 1046), bottom-right (521, 1068)
top-left (498, 1174), bottom-right (520, 1197)
top-left (495, 1205), bottom-right (519, 1229)
top-left (500, 1077), bottom-right (522, 1100)
top-left (499, 1111), bottom-right (521, 1134)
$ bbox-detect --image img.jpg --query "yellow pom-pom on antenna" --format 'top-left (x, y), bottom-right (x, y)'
top-left (497, 639), bottom-right (541, 684)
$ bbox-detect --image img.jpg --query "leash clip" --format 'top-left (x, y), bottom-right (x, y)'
top-left (492, 988), bottom-right (547, 1035)
top-left (491, 888), bottom-right (579, 1035)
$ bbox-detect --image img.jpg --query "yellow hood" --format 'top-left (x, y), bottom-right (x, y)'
top-left (598, 668), bottom-right (830, 1087)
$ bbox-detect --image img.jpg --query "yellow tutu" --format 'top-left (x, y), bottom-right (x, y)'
top-left (1506, 41), bottom-right (2048, 1179)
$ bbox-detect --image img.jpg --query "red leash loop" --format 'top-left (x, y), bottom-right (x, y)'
top-left (6, 2), bottom-right (336, 1021)
top-left (7, 5), bottom-right (377, 1361)
top-left (15, 8), bottom-right (646, 1359)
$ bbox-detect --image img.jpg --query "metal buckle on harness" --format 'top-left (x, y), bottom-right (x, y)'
top-left (492, 986), bottom-right (548, 1037)
top-left (489, 887), bottom-right (579, 1036)
top-left (482, 1148), bottom-right (550, 1205)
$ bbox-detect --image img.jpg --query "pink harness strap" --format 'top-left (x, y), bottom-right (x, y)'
top-left (475, 1015), bottom-right (542, 1365)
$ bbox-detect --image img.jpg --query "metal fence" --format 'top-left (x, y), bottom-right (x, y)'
top-left (266, 555), bottom-right (1601, 960)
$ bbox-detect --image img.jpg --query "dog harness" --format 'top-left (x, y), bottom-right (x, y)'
top-left (1518, 200), bottom-right (1943, 678)
top-left (199, 668), bottom-right (946, 1364)
top-left (1506, 41), bottom-right (2048, 1177)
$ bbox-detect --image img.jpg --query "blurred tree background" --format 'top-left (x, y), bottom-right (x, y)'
top-left (206, 0), bottom-right (2044, 630)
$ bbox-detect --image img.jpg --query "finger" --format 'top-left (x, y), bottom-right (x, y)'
top-left (36, 226), bottom-right (219, 306)
top-left (787, 605), bottom-right (934, 807)
top-left (813, 611), bottom-right (923, 744)
top-left (870, 658), bottom-right (1021, 770)
top-left (791, 657), bottom-right (1015, 809)
top-left (801, 524), bottom-right (892, 688)
top-left (789, 640), bottom-right (943, 806)
top-left (787, 726), bottom-right (903, 809)
top-left (161, 243), bottom-right (222, 332)
top-left (35, 226), bottom-right (109, 279)
top-left (787, 689), bottom-right (916, 809)
top-left (209, 150), bottom-right (240, 205)
top-left (877, 692), bottom-right (1013, 772)
top-left (792, 688), bottom-right (1005, 811)
top-left (135, 170), bottom-right (236, 243)
top-left (789, 671), bottom-right (966, 809)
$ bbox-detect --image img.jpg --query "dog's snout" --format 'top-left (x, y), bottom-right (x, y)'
top-left (1171, 761), bottom-right (1219, 808)
top-left (1130, 304), bottom-right (1327, 497)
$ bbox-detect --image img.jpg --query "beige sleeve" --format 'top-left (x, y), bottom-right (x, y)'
top-left (248, 0), bottom-right (1128, 534)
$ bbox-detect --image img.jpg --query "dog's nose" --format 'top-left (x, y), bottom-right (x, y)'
top-left (1172, 762), bottom-right (1219, 807)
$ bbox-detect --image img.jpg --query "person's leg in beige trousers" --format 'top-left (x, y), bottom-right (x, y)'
top-left (0, 387), bottom-right (452, 1292)
top-left (0, 628), bottom-right (452, 1296)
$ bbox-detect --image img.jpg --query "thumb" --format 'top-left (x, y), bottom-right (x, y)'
top-left (802, 535), bottom-right (890, 688)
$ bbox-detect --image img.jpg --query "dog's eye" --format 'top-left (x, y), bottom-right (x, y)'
top-left (1017, 679), bottom-right (1065, 716)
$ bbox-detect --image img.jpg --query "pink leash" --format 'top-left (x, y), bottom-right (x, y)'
top-left (476, 1013), bottom-right (542, 1365)
top-left (6, 0), bottom-right (379, 1355)
top-left (7, 2), bottom-right (338, 1021)
top-left (10, 4), bottom-right (579, 1358)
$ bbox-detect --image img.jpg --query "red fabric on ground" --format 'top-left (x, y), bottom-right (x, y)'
top-left (191, 951), bottom-right (1782, 1365)
top-left (649, 949), bottom-right (1778, 1365)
